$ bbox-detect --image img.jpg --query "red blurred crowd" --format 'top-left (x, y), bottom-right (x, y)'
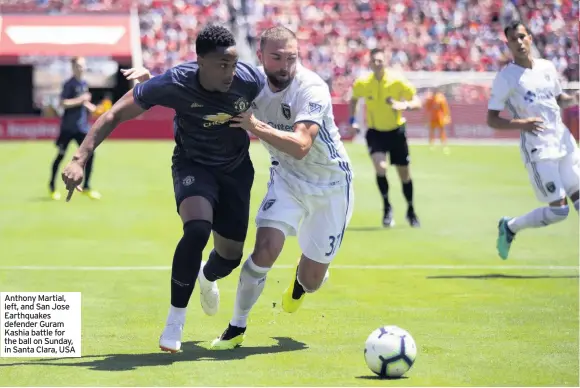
top-left (1, 0), bottom-right (578, 102)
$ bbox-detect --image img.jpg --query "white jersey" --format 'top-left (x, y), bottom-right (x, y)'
top-left (252, 64), bottom-right (353, 196)
top-left (488, 58), bottom-right (577, 163)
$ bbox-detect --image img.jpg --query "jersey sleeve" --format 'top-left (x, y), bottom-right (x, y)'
top-left (488, 72), bottom-right (510, 111)
top-left (294, 84), bottom-right (332, 127)
top-left (132, 69), bottom-right (178, 110)
top-left (398, 78), bottom-right (417, 100)
top-left (351, 78), bottom-right (364, 99)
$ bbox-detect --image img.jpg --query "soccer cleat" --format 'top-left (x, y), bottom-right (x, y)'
top-left (49, 190), bottom-right (62, 201)
top-left (159, 321), bottom-right (184, 353)
top-left (82, 189), bottom-right (102, 200)
top-left (496, 217), bottom-right (516, 260)
top-left (406, 210), bottom-right (420, 228)
top-left (198, 261), bottom-right (220, 316)
top-left (282, 269), bottom-right (306, 313)
top-left (383, 208), bottom-right (395, 228)
top-left (210, 324), bottom-right (246, 350)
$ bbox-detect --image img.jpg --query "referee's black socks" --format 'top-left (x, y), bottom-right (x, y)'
top-left (376, 175), bottom-right (391, 211)
top-left (170, 220), bottom-right (212, 308)
top-left (402, 180), bottom-right (414, 213)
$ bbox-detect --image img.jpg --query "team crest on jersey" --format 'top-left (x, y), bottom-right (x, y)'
top-left (545, 182), bottom-right (556, 193)
top-left (234, 97), bottom-right (250, 112)
top-left (262, 199), bottom-right (276, 211)
top-left (308, 102), bottom-right (322, 114)
top-left (281, 103), bottom-right (291, 120)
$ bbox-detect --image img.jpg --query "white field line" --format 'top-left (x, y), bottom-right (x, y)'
top-left (0, 264), bottom-right (577, 271)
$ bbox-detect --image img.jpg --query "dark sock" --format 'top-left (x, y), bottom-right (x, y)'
top-left (376, 175), bottom-right (390, 211)
top-left (83, 155), bottom-right (94, 190)
top-left (170, 220), bottom-right (212, 308)
top-left (222, 323), bottom-right (246, 340)
top-left (402, 180), bottom-right (414, 213)
top-left (292, 268), bottom-right (305, 299)
top-left (203, 249), bottom-right (242, 282)
top-left (50, 153), bottom-right (65, 191)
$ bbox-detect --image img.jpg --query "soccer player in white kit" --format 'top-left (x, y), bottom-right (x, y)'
top-left (209, 26), bottom-right (354, 349)
top-left (487, 21), bottom-right (580, 260)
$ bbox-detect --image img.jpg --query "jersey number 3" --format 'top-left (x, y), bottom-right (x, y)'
top-left (325, 233), bottom-right (343, 257)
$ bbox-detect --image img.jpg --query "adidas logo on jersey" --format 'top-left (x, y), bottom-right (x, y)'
top-left (190, 102), bottom-right (204, 108)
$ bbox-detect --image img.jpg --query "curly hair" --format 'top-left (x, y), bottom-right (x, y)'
top-left (196, 25), bottom-right (236, 56)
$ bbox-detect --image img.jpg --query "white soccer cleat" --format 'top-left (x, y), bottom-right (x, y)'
top-left (198, 261), bottom-right (220, 316)
top-left (159, 321), bottom-right (183, 353)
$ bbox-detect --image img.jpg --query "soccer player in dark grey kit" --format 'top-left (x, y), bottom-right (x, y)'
top-left (61, 25), bottom-right (265, 353)
top-left (49, 56), bottom-right (100, 201)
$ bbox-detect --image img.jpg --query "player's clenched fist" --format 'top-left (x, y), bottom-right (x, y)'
top-left (61, 161), bottom-right (84, 202)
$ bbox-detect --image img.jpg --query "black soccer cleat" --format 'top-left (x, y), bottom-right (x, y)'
top-left (406, 210), bottom-right (420, 228)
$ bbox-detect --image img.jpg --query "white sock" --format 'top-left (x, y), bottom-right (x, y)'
top-left (168, 305), bottom-right (187, 324)
top-left (574, 200), bottom-right (579, 212)
top-left (507, 206), bottom-right (569, 233)
top-left (230, 256), bottom-right (270, 328)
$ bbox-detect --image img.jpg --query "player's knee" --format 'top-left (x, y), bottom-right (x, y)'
top-left (182, 219), bottom-right (212, 251)
top-left (252, 234), bottom-right (284, 267)
top-left (546, 205), bottom-right (569, 224)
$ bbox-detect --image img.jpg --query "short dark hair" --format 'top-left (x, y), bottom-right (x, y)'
top-left (196, 25), bottom-right (236, 56)
top-left (504, 21), bottom-right (531, 37)
top-left (370, 48), bottom-right (384, 57)
top-left (259, 25), bottom-right (297, 51)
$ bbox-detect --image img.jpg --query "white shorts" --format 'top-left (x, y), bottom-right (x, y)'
top-left (255, 171), bottom-right (354, 264)
top-left (526, 150), bottom-right (580, 203)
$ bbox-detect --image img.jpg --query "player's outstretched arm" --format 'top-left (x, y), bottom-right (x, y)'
top-left (61, 90), bottom-right (145, 201)
top-left (230, 112), bottom-right (318, 160)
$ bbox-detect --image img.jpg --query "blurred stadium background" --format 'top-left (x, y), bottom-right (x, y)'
top-left (0, 0), bottom-right (577, 140)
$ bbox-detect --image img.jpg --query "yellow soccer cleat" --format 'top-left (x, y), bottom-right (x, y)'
top-left (282, 271), bottom-right (306, 313)
top-left (210, 324), bottom-right (246, 350)
top-left (49, 190), bottom-right (62, 201)
top-left (82, 189), bottom-right (102, 200)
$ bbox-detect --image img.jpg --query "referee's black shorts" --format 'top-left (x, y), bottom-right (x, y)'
top-left (55, 130), bottom-right (86, 151)
top-left (365, 124), bottom-right (410, 166)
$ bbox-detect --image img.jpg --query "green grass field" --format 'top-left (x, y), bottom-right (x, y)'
top-left (0, 141), bottom-right (578, 387)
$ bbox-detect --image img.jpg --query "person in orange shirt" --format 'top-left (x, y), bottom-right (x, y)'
top-left (424, 88), bottom-right (451, 153)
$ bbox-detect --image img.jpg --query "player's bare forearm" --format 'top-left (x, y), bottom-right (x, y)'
top-left (487, 111), bottom-right (529, 130)
top-left (250, 120), bottom-right (314, 160)
top-left (61, 96), bottom-right (86, 108)
top-left (73, 90), bottom-right (145, 165)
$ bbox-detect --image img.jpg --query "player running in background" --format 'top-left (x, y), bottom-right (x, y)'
top-left (209, 26), bottom-right (354, 349)
top-left (487, 21), bottom-right (580, 260)
top-left (349, 49), bottom-right (422, 228)
top-left (61, 25), bottom-right (266, 352)
top-left (424, 88), bottom-right (451, 154)
top-left (49, 57), bottom-right (100, 201)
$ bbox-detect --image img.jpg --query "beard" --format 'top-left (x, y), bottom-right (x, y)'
top-left (265, 71), bottom-right (293, 90)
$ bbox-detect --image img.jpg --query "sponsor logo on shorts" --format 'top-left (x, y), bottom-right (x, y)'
top-left (262, 199), bottom-right (276, 211)
top-left (545, 181), bottom-right (556, 193)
